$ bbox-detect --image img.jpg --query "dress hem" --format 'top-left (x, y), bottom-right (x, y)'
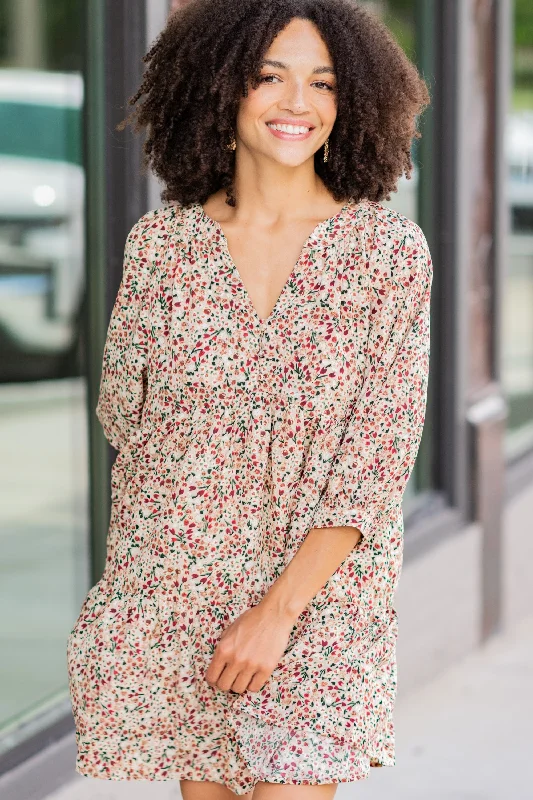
top-left (74, 761), bottom-right (393, 795)
top-left (73, 733), bottom-right (394, 795)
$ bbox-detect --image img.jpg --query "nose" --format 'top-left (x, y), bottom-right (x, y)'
top-left (279, 79), bottom-right (311, 114)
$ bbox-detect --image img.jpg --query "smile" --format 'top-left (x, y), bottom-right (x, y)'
top-left (266, 122), bottom-right (315, 141)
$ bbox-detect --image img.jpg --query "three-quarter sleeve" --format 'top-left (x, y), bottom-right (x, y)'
top-left (96, 212), bottom-right (157, 452)
top-left (310, 220), bottom-right (433, 546)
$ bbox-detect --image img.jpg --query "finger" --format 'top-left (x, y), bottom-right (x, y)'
top-left (245, 671), bottom-right (267, 693)
top-left (216, 664), bottom-right (242, 693)
top-left (205, 651), bottom-right (228, 687)
top-left (230, 668), bottom-right (258, 695)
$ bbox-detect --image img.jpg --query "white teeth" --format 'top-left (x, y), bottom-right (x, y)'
top-left (267, 123), bottom-right (311, 134)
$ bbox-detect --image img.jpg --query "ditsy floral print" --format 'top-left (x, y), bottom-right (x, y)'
top-left (66, 198), bottom-right (432, 794)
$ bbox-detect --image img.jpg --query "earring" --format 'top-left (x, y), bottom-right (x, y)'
top-left (323, 138), bottom-right (330, 163)
top-left (226, 131), bottom-right (237, 151)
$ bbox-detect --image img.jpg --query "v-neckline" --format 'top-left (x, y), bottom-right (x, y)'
top-left (197, 201), bottom-right (354, 328)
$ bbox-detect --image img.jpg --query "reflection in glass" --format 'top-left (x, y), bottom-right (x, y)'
top-left (0, 0), bottom-right (89, 739)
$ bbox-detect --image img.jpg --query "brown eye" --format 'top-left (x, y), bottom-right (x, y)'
top-left (257, 73), bottom-right (281, 84)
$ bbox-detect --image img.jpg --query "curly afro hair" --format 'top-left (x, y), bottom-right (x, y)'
top-left (118, 0), bottom-right (431, 208)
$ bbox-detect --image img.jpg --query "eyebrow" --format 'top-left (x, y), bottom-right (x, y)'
top-left (259, 59), bottom-right (335, 76)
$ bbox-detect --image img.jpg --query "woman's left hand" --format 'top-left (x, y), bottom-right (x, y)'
top-left (204, 603), bottom-right (296, 694)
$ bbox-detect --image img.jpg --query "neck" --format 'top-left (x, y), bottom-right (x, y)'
top-left (230, 150), bottom-right (331, 224)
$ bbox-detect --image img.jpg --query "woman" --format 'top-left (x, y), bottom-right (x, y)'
top-left (67, 0), bottom-right (432, 798)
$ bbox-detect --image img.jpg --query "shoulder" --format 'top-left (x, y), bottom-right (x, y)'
top-left (124, 202), bottom-right (191, 252)
top-left (120, 203), bottom-right (195, 289)
top-left (356, 199), bottom-right (432, 295)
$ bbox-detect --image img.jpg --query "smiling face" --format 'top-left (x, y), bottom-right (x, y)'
top-left (235, 17), bottom-right (338, 168)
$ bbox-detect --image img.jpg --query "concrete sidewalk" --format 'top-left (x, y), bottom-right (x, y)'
top-left (45, 612), bottom-right (533, 800)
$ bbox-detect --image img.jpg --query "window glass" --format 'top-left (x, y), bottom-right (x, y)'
top-left (0, 0), bottom-right (89, 736)
top-left (503, 0), bottom-right (533, 459)
top-left (359, 0), bottom-right (420, 220)
top-left (359, 0), bottom-right (430, 508)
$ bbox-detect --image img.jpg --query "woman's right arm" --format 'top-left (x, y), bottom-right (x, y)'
top-left (96, 211), bottom-right (158, 451)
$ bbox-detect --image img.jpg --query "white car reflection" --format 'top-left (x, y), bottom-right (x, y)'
top-left (0, 69), bottom-right (84, 381)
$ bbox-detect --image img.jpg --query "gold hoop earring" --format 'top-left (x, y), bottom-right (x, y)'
top-left (323, 138), bottom-right (330, 163)
top-left (226, 131), bottom-right (237, 151)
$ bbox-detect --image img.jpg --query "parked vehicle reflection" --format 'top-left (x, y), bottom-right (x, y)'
top-left (0, 69), bottom-right (84, 382)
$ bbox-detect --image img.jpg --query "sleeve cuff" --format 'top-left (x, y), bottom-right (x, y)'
top-left (310, 504), bottom-right (372, 540)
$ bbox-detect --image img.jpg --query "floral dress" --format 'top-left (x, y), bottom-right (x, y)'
top-left (66, 198), bottom-right (433, 794)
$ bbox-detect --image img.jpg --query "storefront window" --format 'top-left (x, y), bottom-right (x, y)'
top-left (360, 0), bottom-right (431, 507)
top-left (503, 0), bottom-right (533, 459)
top-left (360, 1), bottom-right (420, 220)
top-left (0, 0), bottom-right (89, 738)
